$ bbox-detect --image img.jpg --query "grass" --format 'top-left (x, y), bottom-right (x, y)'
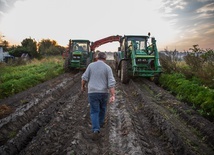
top-left (0, 56), bottom-right (64, 99)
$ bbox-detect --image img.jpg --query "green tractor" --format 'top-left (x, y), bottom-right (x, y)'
top-left (64, 39), bottom-right (93, 72)
top-left (114, 34), bottom-right (162, 84)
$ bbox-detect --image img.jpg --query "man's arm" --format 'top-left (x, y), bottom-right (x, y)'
top-left (81, 80), bottom-right (87, 92)
top-left (109, 87), bottom-right (115, 103)
top-left (81, 64), bottom-right (90, 92)
top-left (107, 67), bottom-right (116, 103)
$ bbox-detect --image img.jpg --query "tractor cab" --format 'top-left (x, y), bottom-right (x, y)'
top-left (115, 34), bottom-right (162, 84)
top-left (126, 36), bottom-right (148, 56)
top-left (64, 39), bottom-right (92, 72)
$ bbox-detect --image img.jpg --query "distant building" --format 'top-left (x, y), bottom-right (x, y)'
top-left (0, 46), bottom-right (14, 62)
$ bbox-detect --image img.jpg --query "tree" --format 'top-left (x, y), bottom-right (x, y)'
top-left (38, 39), bottom-right (53, 55)
top-left (2, 40), bottom-right (9, 51)
top-left (9, 46), bottom-right (30, 57)
top-left (56, 45), bottom-right (66, 55)
top-left (21, 38), bottom-right (40, 58)
top-left (38, 39), bottom-right (64, 56)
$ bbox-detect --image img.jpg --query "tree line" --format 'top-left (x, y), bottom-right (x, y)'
top-left (1, 38), bottom-right (65, 59)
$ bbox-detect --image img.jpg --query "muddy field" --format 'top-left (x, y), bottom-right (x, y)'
top-left (0, 60), bottom-right (214, 155)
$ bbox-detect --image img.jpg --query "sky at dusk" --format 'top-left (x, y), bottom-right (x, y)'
top-left (0, 0), bottom-right (213, 52)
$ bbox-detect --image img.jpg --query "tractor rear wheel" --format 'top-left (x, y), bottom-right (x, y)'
top-left (64, 58), bottom-right (71, 72)
top-left (114, 60), bottom-right (118, 71)
top-left (115, 61), bottom-right (121, 78)
top-left (121, 60), bottom-right (129, 84)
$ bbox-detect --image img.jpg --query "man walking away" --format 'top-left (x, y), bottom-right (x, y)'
top-left (81, 51), bottom-right (116, 141)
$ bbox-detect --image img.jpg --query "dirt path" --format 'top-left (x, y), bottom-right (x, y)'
top-left (0, 60), bottom-right (213, 155)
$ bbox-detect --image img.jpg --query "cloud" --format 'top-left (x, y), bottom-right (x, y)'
top-left (160, 0), bottom-right (187, 14)
top-left (0, 0), bottom-right (26, 20)
top-left (197, 2), bottom-right (214, 18)
top-left (159, 0), bottom-right (214, 50)
top-left (160, 0), bottom-right (214, 27)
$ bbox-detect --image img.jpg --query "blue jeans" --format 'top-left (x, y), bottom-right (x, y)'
top-left (88, 93), bottom-right (109, 132)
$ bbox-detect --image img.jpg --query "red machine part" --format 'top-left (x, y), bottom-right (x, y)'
top-left (90, 35), bottom-right (122, 51)
top-left (62, 48), bottom-right (69, 59)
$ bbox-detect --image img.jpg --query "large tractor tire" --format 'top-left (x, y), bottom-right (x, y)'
top-left (64, 58), bottom-right (71, 72)
top-left (121, 60), bottom-right (129, 84)
top-left (114, 60), bottom-right (118, 71)
top-left (115, 61), bottom-right (121, 78)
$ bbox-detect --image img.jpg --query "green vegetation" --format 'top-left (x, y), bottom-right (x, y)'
top-left (160, 73), bottom-right (214, 117)
top-left (159, 45), bottom-right (214, 118)
top-left (0, 56), bottom-right (64, 99)
top-left (4, 37), bottom-right (65, 59)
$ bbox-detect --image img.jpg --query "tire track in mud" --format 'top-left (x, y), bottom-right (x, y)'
top-left (110, 80), bottom-right (174, 155)
top-left (129, 78), bottom-right (214, 155)
top-left (109, 87), bottom-right (143, 154)
top-left (19, 84), bottom-right (86, 155)
top-left (0, 73), bottom-right (81, 154)
top-left (139, 78), bottom-right (214, 149)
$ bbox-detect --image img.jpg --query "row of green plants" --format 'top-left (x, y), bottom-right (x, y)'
top-left (0, 56), bottom-right (64, 99)
top-left (159, 45), bottom-right (214, 119)
top-left (159, 73), bottom-right (214, 117)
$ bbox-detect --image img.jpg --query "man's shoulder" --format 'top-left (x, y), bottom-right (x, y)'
top-left (90, 61), bottom-right (111, 69)
top-left (88, 61), bottom-right (97, 66)
top-left (101, 62), bottom-right (111, 68)
top-left (92, 60), bottom-right (105, 66)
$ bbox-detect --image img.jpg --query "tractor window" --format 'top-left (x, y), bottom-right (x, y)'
top-left (127, 40), bottom-right (145, 51)
top-left (127, 41), bottom-right (133, 51)
top-left (78, 43), bottom-right (88, 51)
top-left (138, 41), bottom-right (145, 50)
top-left (127, 37), bottom-right (146, 51)
top-left (82, 45), bottom-right (87, 51)
top-left (72, 44), bottom-right (79, 51)
top-left (72, 42), bottom-right (89, 51)
top-left (121, 39), bottom-right (126, 51)
top-left (127, 41), bottom-right (132, 47)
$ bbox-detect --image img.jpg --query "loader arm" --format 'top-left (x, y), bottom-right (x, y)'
top-left (91, 35), bottom-right (122, 51)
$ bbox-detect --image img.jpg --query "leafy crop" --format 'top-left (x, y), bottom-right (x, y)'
top-left (0, 56), bottom-right (63, 99)
top-left (160, 73), bottom-right (214, 118)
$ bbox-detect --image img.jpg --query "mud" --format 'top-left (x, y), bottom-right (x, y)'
top-left (0, 60), bottom-right (213, 155)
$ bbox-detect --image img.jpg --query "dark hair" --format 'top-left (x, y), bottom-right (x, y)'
top-left (97, 52), bottom-right (107, 60)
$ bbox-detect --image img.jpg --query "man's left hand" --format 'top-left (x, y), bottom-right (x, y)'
top-left (109, 96), bottom-right (115, 104)
top-left (81, 86), bottom-right (85, 92)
